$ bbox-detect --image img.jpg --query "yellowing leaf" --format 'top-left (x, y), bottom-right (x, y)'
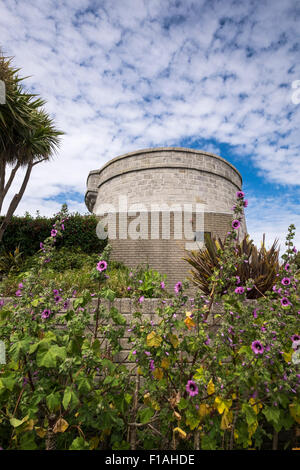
top-left (137, 366), bottom-right (143, 375)
top-left (153, 368), bottom-right (164, 380)
top-left (53, 418), bottom-right (69, 433)
top-left (35, 427), bottom-right (47, 438)
top-left (144, 392), bottom-right (151, 405)
top-left (151, 399), bottom-right (160, 411)
top-left (207, 379), bottom-right (215, 396)
top-left (161, 357), bottom-right (170, 369)
top-left (220, 410), bottom-right (233, 430)
top-left (23, 419), bottom-right (35, 432)
top-left (215, 397), bottom-right (232, 415)
top-left (146, 331), bottom-right (162, 348)
top-left (184, 316), bottom-right (196, 330)
top-left (232, 393), bottom-right (237, 400)
top-left (289, 404), bottom-right (300, 424)
top-left (249, 397), bottom-right (262, 415)
top-left (89, 436), bottom-right (100, 450)
top-left (234, 430), bottom-right (239, 440)
top-left (198, 403), bottom-right (211, 418)
top-left (283, 351), bottom-right (293, 363)
top-left (169, 334), bottom-right (179, 349)
top-left (173, 427), bottom-right (187, 439)
top-left (248, 420), bottom-right (258, 438)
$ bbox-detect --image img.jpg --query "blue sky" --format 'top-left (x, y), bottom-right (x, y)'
top-left (0, 0), bottom-right (300, 250)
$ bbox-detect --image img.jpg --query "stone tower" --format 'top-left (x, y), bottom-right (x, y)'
top-left (85, 148), bottom-right (246, 289)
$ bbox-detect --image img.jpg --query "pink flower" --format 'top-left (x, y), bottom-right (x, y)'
top-left (236, 191), bottom-right (245, 199)
top-left (174, 282), bottom-right (182, 294)
top-left (186, 380), bottom-right (199, 397)
top-left (138, 296), bottom-right (145, 303)
top-left (232, 219), bottom-right (241, 229)
top-left (96, 260), bottom-right (108, 272)
top-left (251, 340), bottom-right (264, 355)
top-left (51, 229), bottom-right (57, 237)
top-left (160, 281), bottom-right (165, 289)
top-left (235, 287), bottom-right (245, 294)
top-left (15, 290), bottom-right (22, 297)
top-left (41, 309), bottom-right (51, 319)
top-left (280, 297), bottom-right (291, 307)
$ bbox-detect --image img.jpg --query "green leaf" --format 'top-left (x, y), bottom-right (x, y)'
top-left (9, 339), bottom-right (30, 361)
top-left (110, 307), bottom-right (126, 325)
top-left (178, 398), bottom-right (188, 411)
top-left (201, 434), bottom-right (217, 450)
top-left (10, 415), bottom-right (29, 428)
top-left (262, 406), bottom-right (281, 426)
top-left (100, 288), bottom-right (116, 302)
top-left (46, 391), bottom-right (61, 412)
top-left (241, 403), bottom-right (257, 426)
top-left (20, 432), bottom-right (38, 450)
top-left (69, 437), bottom-right (90, 450)
top-left (62, 387), bottom-right (72, 410)
top-left (36, 345), bottom-right (66, 368)
top-left (139, 407), bottom-right (155, 424)
top-left (73, 297), bottom-right (84, 310)
top-left (62, 387), bottom-right (79, 411)
top-left (0, 376), bottom-right (16, 391)
top-left (124, 393), bottom-right (132, 404)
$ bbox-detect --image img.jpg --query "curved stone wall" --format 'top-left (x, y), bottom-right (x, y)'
top-left (85, 148), bottom-right (246, 289)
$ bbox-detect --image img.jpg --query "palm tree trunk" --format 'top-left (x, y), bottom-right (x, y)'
top-left (0, 160), bottom-right (21, 213)
top-left (0, 160), bottom-right (33, 242)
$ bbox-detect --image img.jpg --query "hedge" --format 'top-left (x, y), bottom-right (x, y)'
top-left (0, 206), bottom-right (107, 256)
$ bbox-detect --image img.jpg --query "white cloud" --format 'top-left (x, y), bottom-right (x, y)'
top-left (0, 0), bottom-right (299, 250)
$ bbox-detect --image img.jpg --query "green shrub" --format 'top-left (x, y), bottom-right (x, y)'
top-left (0, 204), bottom-right (106, 257)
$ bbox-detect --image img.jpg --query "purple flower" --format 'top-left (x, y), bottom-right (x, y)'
top-left (235, 287), bottom-right (245, 294)
top-left (280, 297), bottom-right (291, 307)
top-left (186, 380), bottom-right (199, 397)
top-left (174, 282), bottom-right (182, 294)
top-left (284, 263), bottom-right (290, 271)
top-left (144, 351), bottom-right (151, 356)
top-left (61, 224), bottom-right (65, 231)
top-left (232, 219), bottom-right (241, 230)
top-left (236, 276), bottom-right (241, 285)
top-left (160, 281), bottom-right (165, 289)
top-left (243, 199), bottom-right (248, 207)
top-left (51, 229), bottom-right (57, 237)
top-left (293, 246), bottom-right (297, 254)
top-left (127, 286), bottom-right (131, 291)
top-left (138, 296), bottom-right (145, 303)
top-left (18, 282), bottom-right (24, 289)
top-left (54, 295), bottom-right (62, 303)
top-left (251, 340), bottom-right (264, 355)
top-left (132, 350), bottom-right (137, 355)
top-left (236, 191), bottom-right (245, 199)
top-left (149, 360), bottom-right (155, 371)
top-left (281, 277), bottom-right (291, 286)
top-left (15, 290), bottom-right (22, 297)
top-left (291, 334), bottom-right (300, 343)
top-left (41, 309), bottom-right (51, 319)
top-left (97, 260), bottom-right (108, 272)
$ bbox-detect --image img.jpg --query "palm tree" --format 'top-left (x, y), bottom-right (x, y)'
top-left (0, 51), bottom-right (63, 242)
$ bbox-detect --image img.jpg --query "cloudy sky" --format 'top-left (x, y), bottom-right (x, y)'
top-left (0, 0), bottom-right (300, 252)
